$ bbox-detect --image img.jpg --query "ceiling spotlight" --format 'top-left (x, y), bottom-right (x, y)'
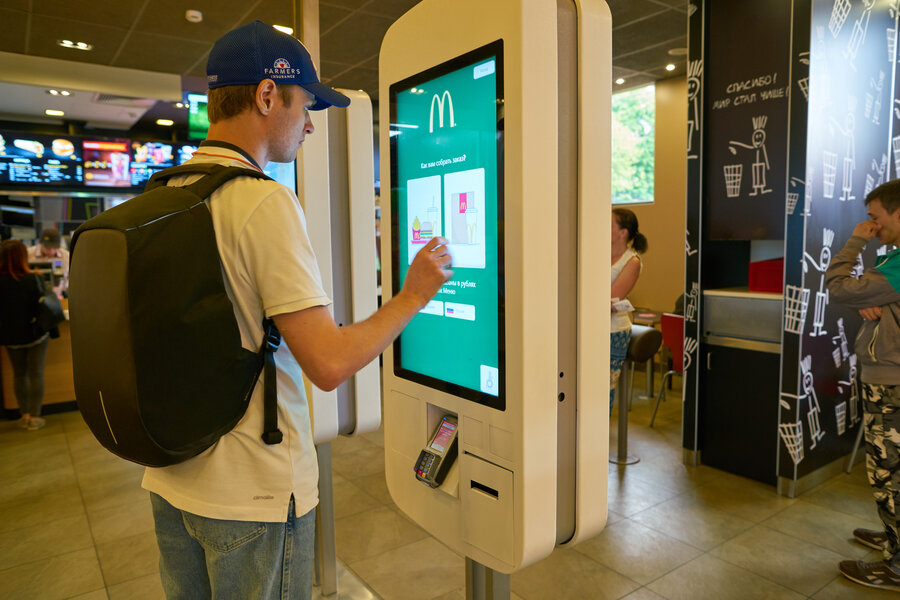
top-left (58, 39), bottom-right (93, 50)
top-left (665, 63), bottom-right (676, 71)
top-left (185, 9), bottom-right (203, 23)
top-left (615, 77), bottom-right (625, 85)
top-left (45, 109), bottom-right (65, 117)
top-left (156, 119), bottom-right (175, 126)
top-left (175, 102), bottom-right (186, 108)
top-left (273, 25), bottom-right (294, 35)
top-left (47, 89), bottom-right (71, 96)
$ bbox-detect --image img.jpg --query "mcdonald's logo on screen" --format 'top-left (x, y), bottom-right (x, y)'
top-left (429, 90), bottom-right (456, 133)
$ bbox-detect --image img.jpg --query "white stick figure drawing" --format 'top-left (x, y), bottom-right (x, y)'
top-left (803, 228), bottom-right (835, 337)
top-left (687, 60), bottom-right (702, 159)
top-left (729, 116), bottom-right (771, 196)
top-left (685, 229), bottom-right (699, 257)
top-left (830, 0), bottom-right (852, 38)
top-left (832, 318), bottom-right (849, 362)
top-left (871, 71), bottom-right (885, 125)
top-left (838, 354), bottom-right (860, 426)
top-left (683, 337), bottom-right (698, 370)
top-left (830, 99), bottom-right (857, 202)
top-left (800, 356), bottom-right (825, 449)
top-left (685, 282), bottom-right (699, 323)
top-left (875, 153), bottom-right (888, 187)
top-left (845, 0), bottom-right (876, 70)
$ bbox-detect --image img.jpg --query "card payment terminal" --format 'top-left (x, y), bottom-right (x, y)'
top-left (414, 415), bottom-right (458, 487)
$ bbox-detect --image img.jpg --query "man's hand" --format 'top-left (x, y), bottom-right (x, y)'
top-left (400, 236), bottom-right (453, 309)
top-left (853, 220), bottom-right (879, 241)
top-left (860, 306), bottom-right (883, 321)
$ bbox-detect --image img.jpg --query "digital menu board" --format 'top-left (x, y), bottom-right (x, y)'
top-left (83, 139), bottom-right (131, 187)
top-left (0, 131), bottom-right (83, 185)
top-left (129, 140), bottom-right (177, 186)
top-left (188, 93), bottom-right (210, 140)
top-left (390, 41), bottom-right (505, 410)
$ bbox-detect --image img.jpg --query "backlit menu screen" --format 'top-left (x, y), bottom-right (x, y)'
top-left (129, 140), bottom-right (178, 186)
top-left (0, 131), bottom-right (83, 185)
top-left (83, 139), bottom-right (131, 187)
top-left (390, 40), bottom-right (505, 410)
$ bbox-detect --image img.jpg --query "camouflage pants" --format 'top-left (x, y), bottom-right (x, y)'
top-left (863, 382), bottom-right (900, 563)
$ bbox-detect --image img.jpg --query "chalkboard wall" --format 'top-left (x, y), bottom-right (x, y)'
top-left (704, 0), bottom-right (792, 240)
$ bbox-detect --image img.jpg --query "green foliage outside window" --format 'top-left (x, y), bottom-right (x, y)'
top-left (612, 84), bottom-right (654, 204)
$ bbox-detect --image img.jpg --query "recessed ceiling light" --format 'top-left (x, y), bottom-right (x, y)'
top-left (47, 89), bottom-right (71, 96)
top-left (156, 119), bottom-right (175, 126)
top-left (273, 25), bottom-right (293, 35)
top-left (45, 109), bottom-right (65, 117)
top-left (175, 102), bottom-right (186, 108)
top-left (665, 63), bottom-right (676, 71)
top-left (58, 39), bottom-right (93, 51)
top-left (615, 77), bottom-right (625, 85)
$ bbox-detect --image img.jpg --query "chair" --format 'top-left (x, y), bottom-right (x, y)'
top-left (612, 324), bottom-right (662, 465)
top-left (650, 313), bottom-right (684, 427)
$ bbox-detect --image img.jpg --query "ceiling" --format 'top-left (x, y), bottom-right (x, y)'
top-left (0, 0), bottom-right (689, 132)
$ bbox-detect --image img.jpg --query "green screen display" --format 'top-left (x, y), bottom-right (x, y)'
top-left (390, 41), bottom-right (505, 410)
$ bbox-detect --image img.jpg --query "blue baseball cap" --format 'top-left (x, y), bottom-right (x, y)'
top-left (207, 20), bottom-right (350, 111)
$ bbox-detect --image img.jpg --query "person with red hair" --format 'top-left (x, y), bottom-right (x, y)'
top-left (0, 239), bottom-right (51, 430)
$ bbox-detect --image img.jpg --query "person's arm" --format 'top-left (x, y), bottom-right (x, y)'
top-left (826, 221), bottom-right (900, 308)
top-left (610, 256), bottom-right (641, 309)
top-left (274, 236), bottom-right (452, 391)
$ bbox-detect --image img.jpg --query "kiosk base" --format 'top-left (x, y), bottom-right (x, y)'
top-left (466, 558), bottom-right (510, 600)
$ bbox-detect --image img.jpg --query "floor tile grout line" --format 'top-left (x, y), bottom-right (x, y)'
top-left (64, 420), bottom-right (113, 593)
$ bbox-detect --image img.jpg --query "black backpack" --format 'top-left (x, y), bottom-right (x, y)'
top-left (69, 163), bottom-right (284, 467)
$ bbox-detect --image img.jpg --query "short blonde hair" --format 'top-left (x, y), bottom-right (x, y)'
top-left (206, 83), bottom-right (295, 123)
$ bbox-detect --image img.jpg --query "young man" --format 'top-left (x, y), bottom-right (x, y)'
top-left (827, 179), bottom-right (900, 592)
top-left (143, 21), bottom-right (452, 599)
top-left (27, 228), bottom-right (69, 294)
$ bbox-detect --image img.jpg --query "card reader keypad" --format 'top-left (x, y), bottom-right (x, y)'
top-left (415, 449), bottom-right (438, 482)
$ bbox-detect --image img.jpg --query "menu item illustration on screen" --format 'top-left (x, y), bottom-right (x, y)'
top-left (443, 168), bottom-right (485, 268)
top-left (407, 175), bottom-right (442, 262)
top-left (83, 140), bottom-right (131, 187)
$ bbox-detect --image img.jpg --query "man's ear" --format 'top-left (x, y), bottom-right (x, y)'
top-left (256, 79), bottom-right (277, 115)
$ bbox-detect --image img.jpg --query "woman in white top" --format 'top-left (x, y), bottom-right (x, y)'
top-left (610, 208), bottom-right (647, 413)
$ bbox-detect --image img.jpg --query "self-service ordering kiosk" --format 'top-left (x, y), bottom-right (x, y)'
top-left (298, 89), bottom-right (381, 442)
top-left (380, 0), bottom-right (612, 575)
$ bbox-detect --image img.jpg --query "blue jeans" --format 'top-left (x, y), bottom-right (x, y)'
top-left (610, 330), bottom-right (631, 414)
top-left (150, 493), bottom-right (316, 600)
top-left (6, 336), bottom-right (49, 417)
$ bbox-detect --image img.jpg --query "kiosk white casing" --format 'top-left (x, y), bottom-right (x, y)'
top-left (297, 89), bottom-right (380, 443)
top-left (380, 0), bottom-right (611, 573)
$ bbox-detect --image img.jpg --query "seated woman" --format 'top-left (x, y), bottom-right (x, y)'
top-left (610, 208), bottom-right (648, 414)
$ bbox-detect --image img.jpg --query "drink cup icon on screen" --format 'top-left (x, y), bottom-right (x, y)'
top-left (111, 152), bottom-right (129, 182)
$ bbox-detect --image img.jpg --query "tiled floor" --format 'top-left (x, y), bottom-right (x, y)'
top-left (0, 378), bottom-right (892, 599)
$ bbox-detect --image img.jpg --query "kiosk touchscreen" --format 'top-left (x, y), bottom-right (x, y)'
top-left (391, 42), bottom-right (504, 410)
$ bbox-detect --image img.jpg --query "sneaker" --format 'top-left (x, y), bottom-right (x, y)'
top-left (839, 560), bottom-right (900, 592)
top-left (16, 417), bottom-right (30, 429)
top-left (25, 417), bottom-right (45, 431)
top-left (854, 528), bottom-right (889, 550)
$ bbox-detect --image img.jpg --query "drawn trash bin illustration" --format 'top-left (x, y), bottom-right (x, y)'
top-left (724, 164), bottom-right (743, 198)
top-left (787, 192), bottom-right (799, 215)
top-left (823, 151), bottom-right (838, 198)
top-left (784, 285), bottom-right (810, 335)
top-left (780, 421), bottom-right (805, 465)
top-left (835, 402), bottom-right (847, 436)
top-left (829, 0), bottom-right (851, 38)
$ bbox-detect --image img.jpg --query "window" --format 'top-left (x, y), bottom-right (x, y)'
top-left (611, 84), bottom-right (654, 204)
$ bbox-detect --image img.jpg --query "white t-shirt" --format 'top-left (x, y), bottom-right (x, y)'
top-left (142, 147), bottom-right (331, 522)
top-left (611, 248), bottom-right (640, 333)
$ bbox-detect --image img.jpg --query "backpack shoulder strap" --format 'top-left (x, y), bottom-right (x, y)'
top-left (146, 164), bottom-right (273, 199)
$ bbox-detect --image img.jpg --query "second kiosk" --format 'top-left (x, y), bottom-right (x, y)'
top-left (380, 0), bottom-right (614, 581)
